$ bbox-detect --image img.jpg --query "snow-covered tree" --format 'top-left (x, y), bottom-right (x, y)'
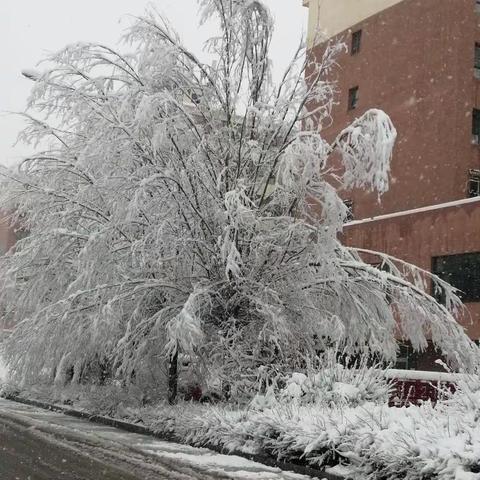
top-left (0, 0), bottom-right (477, 400)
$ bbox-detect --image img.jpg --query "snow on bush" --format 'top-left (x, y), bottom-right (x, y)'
top-left (252, 351), bottom-right (392, 409)
top-left (277, 367), bottom-right (389, 408)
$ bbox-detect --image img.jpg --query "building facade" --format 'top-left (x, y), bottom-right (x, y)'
top-left (304, 0), bottom-right (480, 369)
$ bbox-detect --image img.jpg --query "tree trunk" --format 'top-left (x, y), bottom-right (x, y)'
top-left (168, 349), bottom-right (179, 405)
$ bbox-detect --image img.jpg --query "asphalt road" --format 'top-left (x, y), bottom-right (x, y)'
top-left (0, 416), bottom-right (165, 480)
top-left (0, 398), bottom-right (316, 480)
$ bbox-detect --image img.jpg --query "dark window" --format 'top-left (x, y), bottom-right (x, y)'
top-left (472, 109), bottom-right (480, 142)
top-left (475, 43), bottom-right (480, 69)
top-left (432, 252), bottom-right (480, 303)
top-left (394, 342), bottom-right (418, 370)
top-left (468, 169), bottom-right (480, 197)
top-left (348, 86), bottom-right (359, 110)
top-left (344, 200), bottom-right (354, 221)
top-left (351, 30), bottom-right (362, 55)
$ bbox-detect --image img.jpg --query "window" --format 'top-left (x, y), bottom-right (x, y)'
top-left (472, 108), bottom-right (480, 143)
top-left (468, 169), bottom-right (480, 198)
top-left (351, 30), bottom-right (362, 55)
top-left (348, 86), bottom-right (359, 110)
top-left (344, 200), bottom-right (354, 221)
top-left (475, 43), bottom-right (480, 78)
top-left (394, 342), bottom-right (417, 370)
top-left (476, 0), bottom-right (480, 13)
top-left (432, 252), bottom-right (480, 303)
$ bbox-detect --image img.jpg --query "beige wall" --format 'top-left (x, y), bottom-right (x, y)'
top-left (304, 0), bottom-right (405, 46)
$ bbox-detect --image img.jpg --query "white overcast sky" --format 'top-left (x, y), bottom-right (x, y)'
top-left (0, 1), bottom-right (308, 166)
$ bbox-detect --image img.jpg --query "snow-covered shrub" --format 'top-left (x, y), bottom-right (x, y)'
top-left (278, 365), bottom-right (391, 408)
top-left (299, 351), bottom-right (389, 406)
top-left (73, 383), bottom-right (150, 416)
top-left (252, 351), bottom-right (392, 409)
top-left (123, 398), bottom-right (480, 479)
top-left (437, 372), bottom-right (480, 419)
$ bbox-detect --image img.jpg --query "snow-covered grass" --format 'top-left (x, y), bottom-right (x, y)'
top-left (271, 361), bottom-right (393, 408)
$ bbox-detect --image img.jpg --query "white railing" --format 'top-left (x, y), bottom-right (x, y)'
top-left (384, 368), bottom-right (469, 383)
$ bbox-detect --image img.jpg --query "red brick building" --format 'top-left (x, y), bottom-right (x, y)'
top-left (304, 0), bottom-right (480, 369)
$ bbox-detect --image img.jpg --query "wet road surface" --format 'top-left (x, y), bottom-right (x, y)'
top-left (0, 398), bottom-right (314, 480)
top-left (0, 416), bottom-right (146, 480)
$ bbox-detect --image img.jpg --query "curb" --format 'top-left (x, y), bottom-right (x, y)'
top-left (2, 393), bottom-right (343, 480)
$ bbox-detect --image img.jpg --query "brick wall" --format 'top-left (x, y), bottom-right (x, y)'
top-left (343, 199), bottom-right (480, 340)
top-left (309, 0), bottom-right (480, 218)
